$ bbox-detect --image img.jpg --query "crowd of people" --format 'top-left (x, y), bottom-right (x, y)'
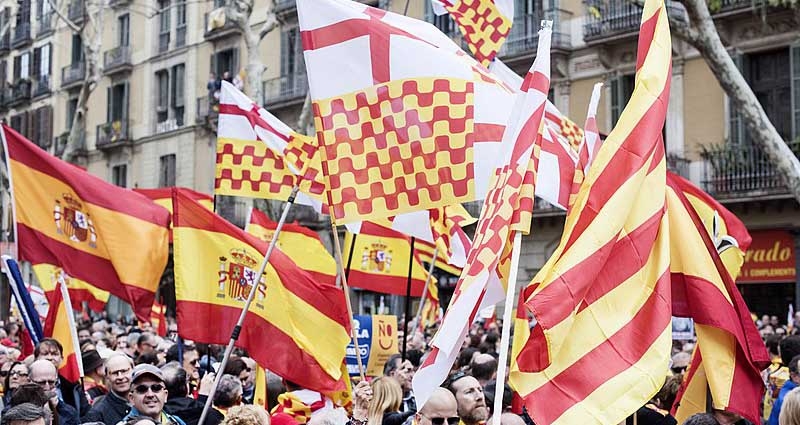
top-left (0, 312), bottom-right (799, 425)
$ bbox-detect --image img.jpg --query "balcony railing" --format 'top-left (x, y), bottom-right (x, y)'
top-left (68, 0), bottom-right (84, 22)
top-left (103, 45), bottom-right (132, 73)
top-left (8, 80), bottom-right (31, 106)
top-left (583, 0), bottom-right (685, 43)
top-left (61, 62), bottom-right (86, 88)
top-left (263, 75), bottom-right (308, 106)
top-left (204, 9), bottom-right (236, 39)
top-left (702, 141), bottom-right (800, 199)
top-left (54, 130), bottom-right (87, 157)
top-left (32, 75), bottom-right (51, 97)
top-left (96, 120), bottom-right (130, 149)
top-left (196, 96), bottom-right (220, 124)
top-left (12, 23), bottom-right (31, 48)
top-left (498, 10), bottom-right (572, 58)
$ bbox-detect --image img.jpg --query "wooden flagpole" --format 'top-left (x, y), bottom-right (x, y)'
top-left (330, 222), bottom-right (367, 379)
top-left (198, 186), bottom-right (300, 425)
top-left (491, 232), bottom-right (523, 425)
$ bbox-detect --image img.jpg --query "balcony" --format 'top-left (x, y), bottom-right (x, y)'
top-left (32, 75), bottom-right (51, 98)
top-left (54, 130), bottom-right (87, 158)
top-left (196, 96), bottom-right (219, 124)
top-left (701, 141), bottom-right (800, 200)
top-left (95, 120), bottom-right (130, 150)
top-left (61, 62), bottom-right (86, 89)
top-left (263, 75), bottom-right (308, 108)
top-left (7, 80), bottom-right (31, 106)
top-left (275, 0), bottom-right (296, 14)
top-left (12, 23), bottom-right (31, 48)
top-left (103, 45), bottom-right (133, 74)
top-left (204, 8), bottom-right (237, 40)
top-left (0, 31), bottom-right (9, 54)
top-left (68, 0), bottom-right (84, 23)
top-left (37, 13), bottom-right (54, 37)
top-left (109, 0), bottom-right (131, 7)
top-left (583, 0), bottom-right (685, 44)
top-left (498, 10), bottom-right (572, 60)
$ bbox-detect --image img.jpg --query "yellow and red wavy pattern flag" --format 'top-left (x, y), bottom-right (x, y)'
top-left (667, 173), bottom-right (768, 424)
top-left (43, 280), bottom-right (82, 382)
top-left (434, 0), bottom-right (514, 67)
top-left (343, 222), bottom-right (434, 296)
top-left (172, 191), bottom-right (351, 393)
top-left (34, 264), bottom-right (110, 313)
top-left (509, 0), bottom-right (673, 422)
top-left (245, 208), bottom-right (337, 286)
top-left (2, 125), bottom-right (170, 321)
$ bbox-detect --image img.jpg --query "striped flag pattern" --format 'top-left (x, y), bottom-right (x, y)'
top-left (509, 0), bottom-right (673, 422)
top-left (2, 125), bottom-right (170, 321)
top-left (34, 264), bottom-right (110, 313)
top-left (43, 277), bottom-right (83, 383)
top-left (569, 82), bottom-right (603, 209)
top-left (412, 23), bottom-right (552, 409)
top-left (667, 173), bottom-right (769, 424)
top-left (172, 190), bottom-right (351, 393)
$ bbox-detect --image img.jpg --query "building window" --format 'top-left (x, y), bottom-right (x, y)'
top-left (171, 64), bottom-right (185, 126)
top-left (156, 69), bottom-right (169, 123)
top-left (175, 0), bottom-right (186, 47)
top-left (66, 97), bottom-right (78, 127)
top-left (107, 81), bottom-right (128, 124)
top-left (155, 64), bottom-right (185, 132)
top-left (13, 51), bottom-right (30, 81)
top-left (32, 43), bottom-right (50, 80)
top-left (425, 3), bottom-right (458, 37)
top-left (158, 154), bottom-right (176, 187)
top-left (158, 0), bottom-right (170, 52)
top-left (71, 33), bottom-right (82, 64)
top-left (111, 164), bottom-right (127, 188)
top-left (211, 48), bottom-right (238, 81)
top-left (118, 14), bottom-right (129, 47)
top-left (610, 74), bottom-right (635, 127)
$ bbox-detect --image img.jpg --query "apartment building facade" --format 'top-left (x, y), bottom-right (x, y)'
top-left (0, 0), bottom-right (798, 318)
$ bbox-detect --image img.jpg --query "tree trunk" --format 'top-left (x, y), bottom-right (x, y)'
top-left (673, 0), bottom-right (800, 202)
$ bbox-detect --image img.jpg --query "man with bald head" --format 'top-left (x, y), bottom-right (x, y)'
top-left (84, 353), bottom-right (134, 425)
top-left (413, 388), bottom-right (459, 425)
top-left (29, 360), bottom-right (79, 425)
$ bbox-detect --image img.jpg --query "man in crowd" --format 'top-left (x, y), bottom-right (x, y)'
top-left (469, 355), bottom-right (497, 388)
top-left (120, 364), bottom-right (185, 425)
top-left (384, 354), bottom-right (416, 412)
top-left (411, 388), bottom-right (459, 425)
top-left (213, 374), bottom-right (242, 416)
top-left (770, 353), bottom-right (800, 425)
top-left (137, 334), bottom-right (157, 356)
top-left (82, 349), bottom-right (107, 405)
top-left (240, 357), bottom-right (256, 404)
top-left (29, 360), bottom-right (78, 425)
top-left (84, 354), bottom-right (134, 424)
top-left (445, 373), bottom-right (487, 425)
top-left (2, 403), bottom-right (51, 425)
top-left (162, 362), bottom-right (223, 425)
top-left (34, 338), bottom-right (90, 416)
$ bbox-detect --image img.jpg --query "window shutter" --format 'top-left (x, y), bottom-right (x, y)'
top-left (123, 81), bottom-right (129, 121)
top-left (20, 52), bottom-right (29, 79)
top-left (610, 74), bottom-right (621, 127)
top-left (174, 64), bottom-right (184, 108)
top-left (280, 30), bottom-right (289, 76)
top-left (32, 46), bottom-right (40, 78)
top-left (107, 86), bottom-right (112, 122)
top-left (13, 56), bottom-right (19, 80)
top-left (44, 105), bottom-right (52, 147)
top-left (791, 42), bottom-right (799, 141)
top-left (728, 49), bottom-right (746, 145)
top-left (232, 48), bottom-right (239, 75)
top-left (44, 43), bottom-right (50, 75)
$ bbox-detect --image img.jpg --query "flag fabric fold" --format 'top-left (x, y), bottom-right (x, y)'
top-left (43, 277), bottom-right (83, 383)
top-left (413, 23), bottom-right (552, 409)
top-left (509, 0), bottom-right (673, 422)
top-left (432, 0), bottom-right (514, 67)
top-left (172, 190), bottom-right (351, 393)
top-left (2, 125), bottom-right (170, 321)
top-left (298, 0), bottom-right (517, 224)
top-left (342, 222), bottom-right (435, 296)
top-left (667, 173), bottom-right (768, 424)
top-left (245, 207), bottom-right (337, 286)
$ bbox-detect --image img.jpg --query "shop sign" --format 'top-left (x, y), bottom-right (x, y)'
top-left (739, 230), bottom-right (796, 283)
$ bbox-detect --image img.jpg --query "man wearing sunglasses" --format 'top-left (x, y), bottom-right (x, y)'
top-left (411, 388), bottom-right (459, 425)
top-left (119, 364), bottom-right (186, 425)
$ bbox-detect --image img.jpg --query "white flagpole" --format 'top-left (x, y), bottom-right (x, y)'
top-left (492, 232), bottom-right (523, 425)
top-left (414, 246), bottom-right (439, 331)
top-left (199, 186), bottom-right (299, 425)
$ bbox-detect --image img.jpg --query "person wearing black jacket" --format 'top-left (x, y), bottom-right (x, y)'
top-left (34, 338), bottom-right (91, 417)
top-left (83, 354), bottom-right (134, 425)
top-left (162, 362), bottom-right (223, 425)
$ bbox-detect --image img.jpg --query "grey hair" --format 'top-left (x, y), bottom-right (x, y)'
top-left (2, 402), bottom-right (51, 425)
top-left (214, 374), bottom-right (243, 408)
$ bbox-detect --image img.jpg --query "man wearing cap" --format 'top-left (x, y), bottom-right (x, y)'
top-left (82, 349), bottom-right (107, 405)
top-left (118, 364), bottom-right (186, 425)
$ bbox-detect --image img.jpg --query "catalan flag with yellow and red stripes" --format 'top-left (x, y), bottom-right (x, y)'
top-left (2, 125), bottom-right (170, 321)
top-left (245, 207), bottom-right (337, 286)
top-left (509, 0), bottom-right (673, 422)
top-left (667, 172), bottom-right (768, 424)
top-left (34, 264), bottom-right (110, 313)
top-left (172, 190), bottom-right (351, 393)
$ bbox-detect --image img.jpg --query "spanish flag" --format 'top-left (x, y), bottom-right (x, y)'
top-left (343, 222), bottom-right (434, 297)
top-left (34, 264), bottom-right (110, 313)
top-left (172, 190), bottom-right (351, 392)
top-left (509, 0), bottom-right (673, 422)
top-left (245, 207), bottom-right (336, 286)
top-left (135, 187), bottom-right (213, 241)
top-left (667, 173), bottom-right (769, 424)
top-left (150, 301), bottom-right (167, 337)
top-left (2, 125), bottom-right (170, 321)
top-left (43, 278), bottom-right (82, 383)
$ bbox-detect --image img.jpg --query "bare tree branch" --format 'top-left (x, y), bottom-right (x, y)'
top-left (258, 1), bottom-right (278, 41)
top-left (46, 0), bottom-right (80, 33)
top-left (296, 94), bottom-right (313, 134)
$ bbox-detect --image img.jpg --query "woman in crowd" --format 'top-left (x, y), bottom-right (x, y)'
top-left (780, 387), bottom-right (800, 425)
top-left (2, 361), bottom-right (30, 406)
top-left (367, 377), bottom-right (414, 425)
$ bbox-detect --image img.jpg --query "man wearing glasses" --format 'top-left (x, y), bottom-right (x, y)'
top-left (410, 388), bottom-right (459, 425)
top-left (34, 338), bottom-right (90, 416)
top-left (84, 354), bottom-right (135, 425)
top-left (28, 359), bottom-right (79, 425)
top-left (119, 364), bottom-right (186, 425)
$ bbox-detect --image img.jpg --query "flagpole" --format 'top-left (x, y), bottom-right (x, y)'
top-left (344, 232), bottom-right (357, 280)
top-left (414, 246), bottom-right (439, 332)
top-left (402, 237), bottom-right (415, 361)
top-left (491, 232), bottom-right (523, 425)
top-left (330, 221), bottom-right (367, 380)
top-left (198, 186), bottom-right (299, 425)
